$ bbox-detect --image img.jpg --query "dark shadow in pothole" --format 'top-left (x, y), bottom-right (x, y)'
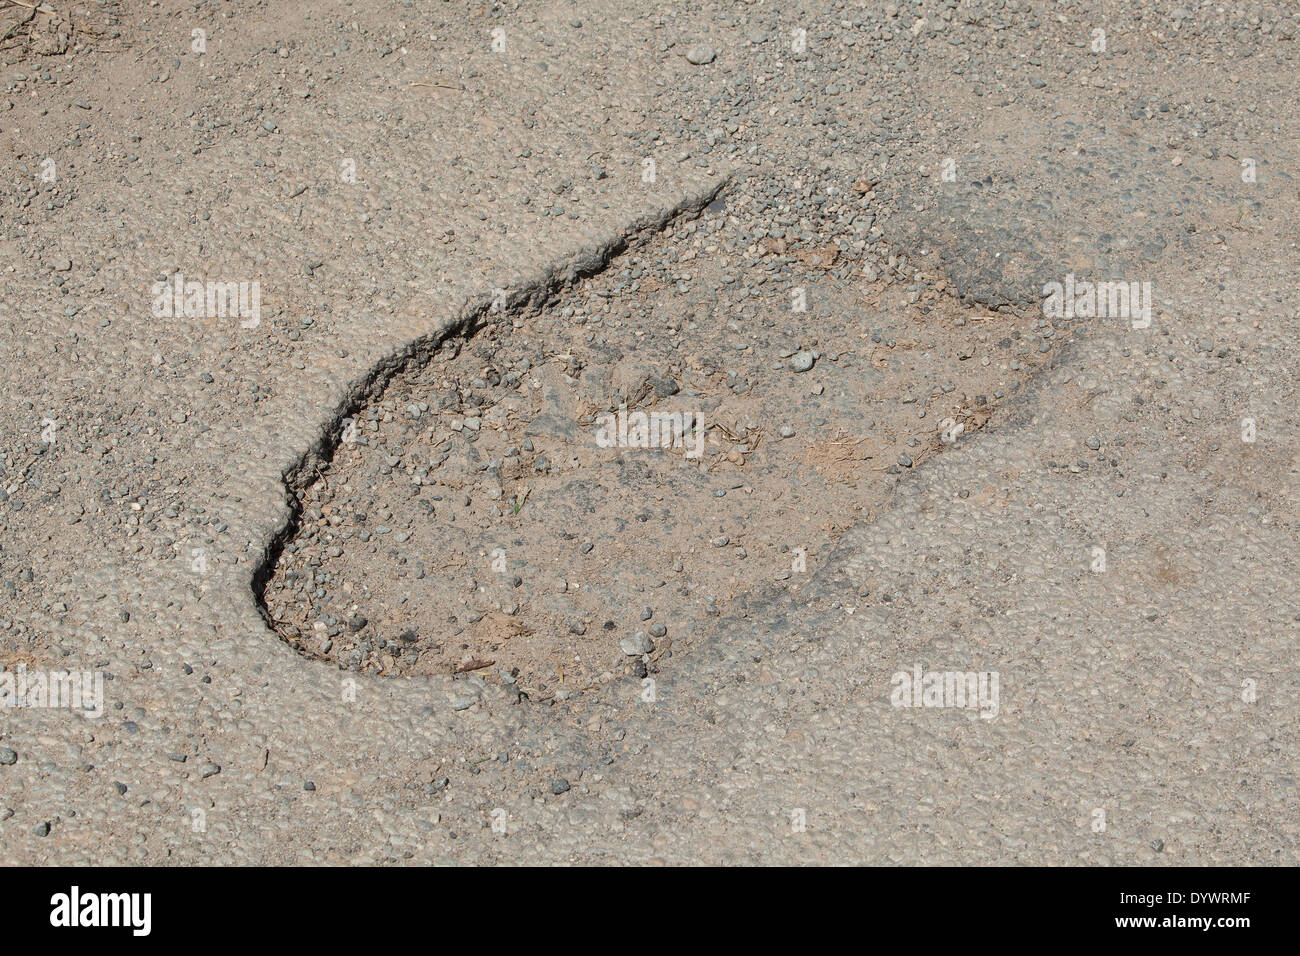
top-left (891, 121), bottom-right (1244, 310)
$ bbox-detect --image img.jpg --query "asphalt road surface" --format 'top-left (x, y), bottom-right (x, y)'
top-left (0, 0), bottom-right (1296, 865)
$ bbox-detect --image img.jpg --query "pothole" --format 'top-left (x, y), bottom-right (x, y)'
top-left (258, 174), bottom-right (1068, 700)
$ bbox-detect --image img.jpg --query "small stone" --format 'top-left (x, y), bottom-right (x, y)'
top-left (650, 376), bottom-right (680, 398)
top-left (0, 747), bottom-right (16, 765)
top-left (33, 821), bottom-right (50, 837)
top-left (620, 631), bottom-right (655, 656)
top-left (550, 778), bottom-right (571, 795)
top-left (1085, 435), bottom-right (1101, 450)
top-left (898, 452), bottom-right (913, 468)
top-left (685, 43), bottom-right (716, 65)
top-left (789, 351), bottom-right (816, 373)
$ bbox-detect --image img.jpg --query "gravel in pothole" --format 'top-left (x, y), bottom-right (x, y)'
top-left (261, 173), bottom-right (1067, 699)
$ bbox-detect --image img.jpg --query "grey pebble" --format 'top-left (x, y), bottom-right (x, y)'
top-left (790, 351), bottom-right (816, 373)
top-left (620, 631), bottom-right (655, 655)
top-left (685, 43), bottom-right (716, 65)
